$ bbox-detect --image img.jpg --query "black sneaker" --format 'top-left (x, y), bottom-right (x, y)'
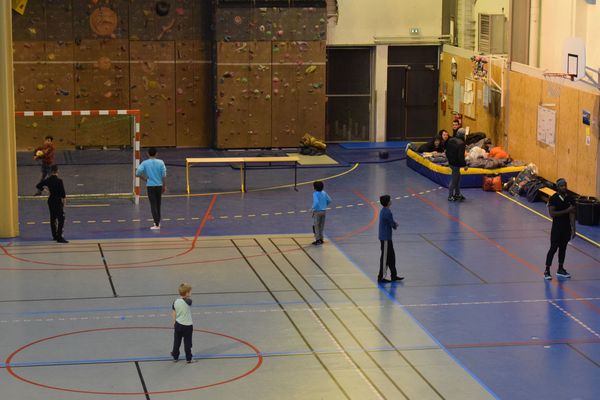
top-left (456, 194), bottom-right (466, 201)
top-left (556, 268), bottom-right (571, 278)
top-left (186, 359), bottom-right (196, 364)
top-left (317, 239), bottom-right (324, 245)
top-left (544, 269), bottom-right (552, 280)
top-left (448, 196), bottom-right (456, 202)
top-left (311, 240), bottom-right (321, 245)
top-left (391, 276), bottom-right (404, 281)
top-left (378, 278), bottom-right (391, 283)
top-left (56, 237), bottom-right (69, 243)
top-left (171, 352), bottom-right (179, 362)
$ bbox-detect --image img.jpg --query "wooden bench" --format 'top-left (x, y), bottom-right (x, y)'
top-left (538, 186), bottom-right (556, 202)
top-left (185, 156), bottom-right (299, 194)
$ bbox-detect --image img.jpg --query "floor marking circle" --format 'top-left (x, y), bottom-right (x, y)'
top-left (5, 326), bottom-right (263, 395)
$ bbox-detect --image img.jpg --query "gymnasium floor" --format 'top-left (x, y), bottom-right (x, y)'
top-left (2, 153), bottom-right (600, 399)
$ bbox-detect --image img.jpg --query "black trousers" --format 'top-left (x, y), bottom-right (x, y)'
top-left (545, 229), bottom-right (571, 268)
top-left (147, 186), bottom-right (162, 225)
top-left (448, 166), bottom-right (462, 197)
top-left (37, 164), bottom-right (52, 189)
top-left (48, 200), bottom-right (65, 239)
top-left (379, 240), bottom-right (398, 280)
top-left (172, 322), bottom-right (193, 361)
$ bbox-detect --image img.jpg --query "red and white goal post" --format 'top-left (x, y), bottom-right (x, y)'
top-left (15, 109), bottom-right (141, 204)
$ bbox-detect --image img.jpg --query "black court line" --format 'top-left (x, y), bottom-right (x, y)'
top-left (230, 239), bottom-right (352, 400)
top-left (257, 238), bottom-right (389, 400)
top-left (418, 234), bottom-right (488, 284)
top-left (98, 243), bottom-right (118, 297)
top-left (135, 361), bottom-right (151, 400)
top-left (282, 238), bottom-right (439, 400)
top-left (292, 238), bottom-right (451, 397)
top-left (566, 343), bottom-right (600, 369)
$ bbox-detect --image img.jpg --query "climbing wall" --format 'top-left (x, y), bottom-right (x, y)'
top-left (12, 0), bottom-right (211, 150)
top-left (215, 5), bottom-right (326, 149)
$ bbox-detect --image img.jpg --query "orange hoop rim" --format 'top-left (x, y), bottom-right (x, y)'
top-left (543, 72), bottom-right (576, 81)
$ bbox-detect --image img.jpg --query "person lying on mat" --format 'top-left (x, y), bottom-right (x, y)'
top-left (418, 132), bottom-right (445, 155)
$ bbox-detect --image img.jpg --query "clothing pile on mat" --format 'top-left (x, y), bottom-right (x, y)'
top-left (299, 133), bottom-right (326, 156)
top-left (412, 131), bottom-right (519, 169)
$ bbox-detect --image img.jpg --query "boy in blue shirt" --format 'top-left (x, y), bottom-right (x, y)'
top-left (378, 195), bottom-right (404, 283)
top-left (135, 147), bottom-right (167, 230)
top-left (311, 181), bottom-right (331, 245)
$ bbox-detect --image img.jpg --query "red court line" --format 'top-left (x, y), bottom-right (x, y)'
top-left (410, 189), bottom-right (600, 315)
top-left (5, 326), bottom-right (262, 396)
top-left (0, 196), bottom-right (218, 268)
top-left (334, 191), bottom-right (378, 241)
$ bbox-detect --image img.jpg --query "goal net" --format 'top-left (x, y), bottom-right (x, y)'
top-left (15, 109), bottom-right (141, 204)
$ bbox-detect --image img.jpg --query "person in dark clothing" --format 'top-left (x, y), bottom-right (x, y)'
top-left (377, 195), bottom-right (404, 283)
top-left (439, 129), bottom-right (449, 151)
top-left (445, 128), bottom-right (468, 201)
top-left (36, 164), bottom-right (68, 243)
top-left (544, 178), bottom-right (576, 280)
top-left (418, 135), bottom-right (444, 154)
top-left (34, 136), bottom-right (55, 196)
top-left (451, 118), bottom-right (462, 136)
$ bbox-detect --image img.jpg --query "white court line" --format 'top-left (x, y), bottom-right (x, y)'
top-left (4, 297), bottom-right (599, 325)
top-left (549, 301), bottom-right (600, 338)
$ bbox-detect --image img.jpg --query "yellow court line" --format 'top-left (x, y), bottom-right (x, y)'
top-left (163, 162), bottom-right (360, 198)
top-left (496, 191), bottom-right (600, 248)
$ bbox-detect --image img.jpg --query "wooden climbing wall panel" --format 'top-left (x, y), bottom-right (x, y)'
top-left (216, 8), bottom-right (252, 42)
top-left (73, 0), bottom-right (130, 40)
top-left (13, 0), bottom-right (212, 149)
top-left (215, 5), bottom-right (327, 149)
top-left (296, 40), bottom-right (326, 140)
top-left (130, 41), bottom-right (176, 147)
top-left (247, 41), bottom-right (272, 148)
top-left (216, 42), bottom-right (251, 148)
top-left (176, 40), bottom-right (212, 147)
top-left (271, 41), bottom-right (299, 148)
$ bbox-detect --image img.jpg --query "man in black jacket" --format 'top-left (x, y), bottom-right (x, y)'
top-left (445, 128), bottom-right (468, 201)
top-left (36, 165), bottom-right (68, 243)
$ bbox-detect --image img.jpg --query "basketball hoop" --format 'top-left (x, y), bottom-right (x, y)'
top-left (543, 72), bottom-right (575, 97)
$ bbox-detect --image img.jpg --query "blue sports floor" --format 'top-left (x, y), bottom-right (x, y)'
top-left (2, 152), bottom-right (599, 399)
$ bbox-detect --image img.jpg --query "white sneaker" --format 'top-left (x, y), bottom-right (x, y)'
top-left (150, 225), bottom-right (160, 230)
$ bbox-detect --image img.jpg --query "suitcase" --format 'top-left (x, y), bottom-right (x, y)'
top-left (483, 174), bottom-right (502, 192)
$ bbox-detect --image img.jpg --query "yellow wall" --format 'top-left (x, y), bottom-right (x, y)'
top-left (438, 48), bottom-right (504, 146)
top-left (507, 70), bottom-right (600, 196)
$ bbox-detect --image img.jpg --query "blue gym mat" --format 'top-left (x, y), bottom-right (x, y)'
top-left (339, 141), bottom-right (409, 149)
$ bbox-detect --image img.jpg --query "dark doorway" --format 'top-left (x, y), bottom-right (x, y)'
top-left (326, 47), bottom-right (372, 141)
top-left (386, 46), bottom-right (439, 141)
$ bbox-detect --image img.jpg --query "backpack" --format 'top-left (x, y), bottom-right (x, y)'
top-left (482, 174), bottom-right (502, 192)
top-left (523, 179), bottom-right (545, 202)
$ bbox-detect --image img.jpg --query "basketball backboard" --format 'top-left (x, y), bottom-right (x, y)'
top-left (562, 37), bottom-right (586, 81)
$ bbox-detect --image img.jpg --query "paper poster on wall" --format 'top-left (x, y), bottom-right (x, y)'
top-left (537, 105), bottom-right (556, 146)
top-left (453, 81), bottom-right (461, 113)
top-left (463, 78), bottom-right (476, 119)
